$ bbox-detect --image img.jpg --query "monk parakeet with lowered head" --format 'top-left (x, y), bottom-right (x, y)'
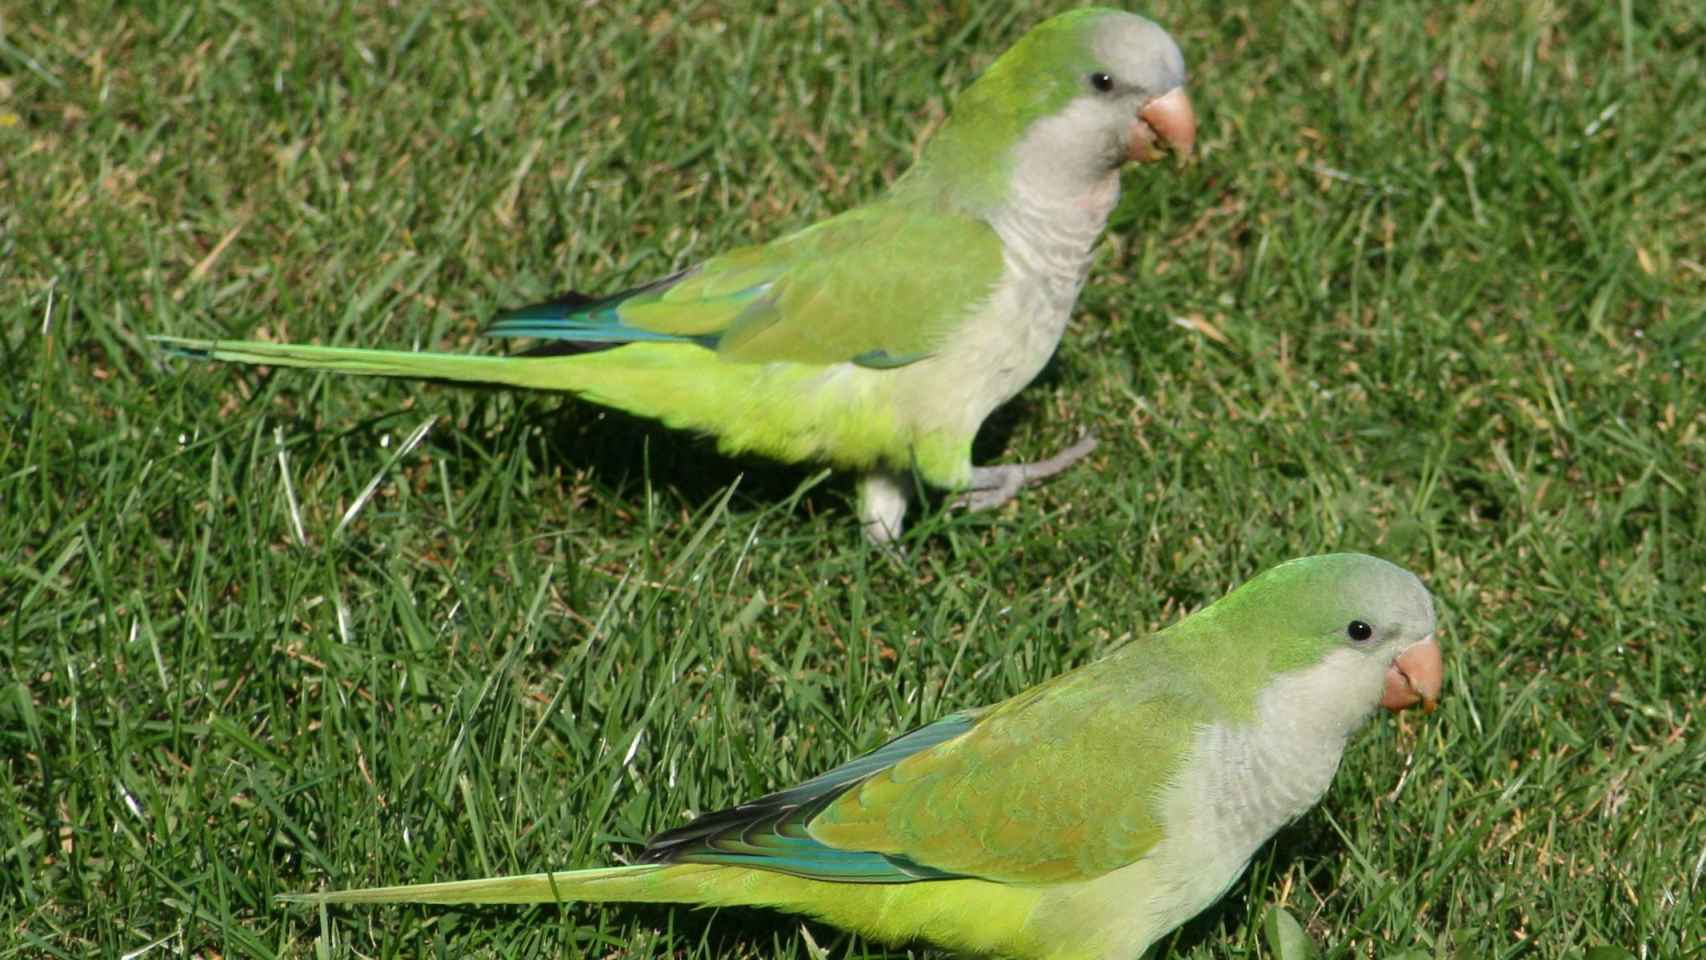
top-left (283, 554), bottom-right (1444, 959)
top-left (157, 8), bottom-right (1196, 543)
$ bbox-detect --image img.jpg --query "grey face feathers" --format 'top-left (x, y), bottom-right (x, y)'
top-left (1086, 12), bottom-right (1188, 101)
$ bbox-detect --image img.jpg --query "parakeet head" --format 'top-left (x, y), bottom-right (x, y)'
top-left (906, 8), bottom-right (1195, 210)
top-left (1175, 554), bottom-right (1443, 736)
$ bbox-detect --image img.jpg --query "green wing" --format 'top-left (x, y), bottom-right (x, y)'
top-left (641, 647), bottom-right (1207, 885)
top-left (639, 711), bottom-right (985, 881)
top-left (487, 201), bottom-right (1005, 369)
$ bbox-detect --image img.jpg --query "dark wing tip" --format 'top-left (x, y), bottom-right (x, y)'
top-left (489, 268), bottom-right (697, 335)
top-left (489, 291), bottom-right (601, 326)
top-left (637, 801), bottom-right (791, 864)
top-left (636, 712), bottom-right (980, 872)
top-left (637, 785), bottom-right (849, 866)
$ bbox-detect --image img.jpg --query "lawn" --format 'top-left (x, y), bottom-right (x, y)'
top-left (3, 1), bottom-right (1703, 958)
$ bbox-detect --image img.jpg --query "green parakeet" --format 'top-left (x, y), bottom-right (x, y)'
top-left (283, 554), bottom-right (1444, 959)
top-left (156, 8), bottom-right (1197, 542)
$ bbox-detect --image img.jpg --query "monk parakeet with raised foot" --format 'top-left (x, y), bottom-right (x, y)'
top-left (156, 8), bottom-right (1196, 543)
top-left (282, 554), bottom-right (1444, 959)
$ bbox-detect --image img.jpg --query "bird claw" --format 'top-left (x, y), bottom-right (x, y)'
top-left (951, 434), bottom-right (1099, 512)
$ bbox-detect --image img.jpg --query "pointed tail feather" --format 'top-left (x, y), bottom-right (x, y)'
top-left (153, 336), bottom-right (575, 392)
top-left (277, 861), bottom-right (826, 914)
top-left (279, 865), bottom-right (676, 906)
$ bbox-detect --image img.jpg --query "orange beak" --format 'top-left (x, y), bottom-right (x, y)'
top-left (1129, 86), bottom-right (1196, 164)
top-left (1381, 635), bottom-right (1443, 714)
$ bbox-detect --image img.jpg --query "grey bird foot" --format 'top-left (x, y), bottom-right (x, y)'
top-left (952, 434), bottom-right (1099, 512)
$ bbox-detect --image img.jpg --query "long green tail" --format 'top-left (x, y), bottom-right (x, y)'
top-left (278, 864), bottom-right (695, 906)
top-left (276, 861), bottom-right (1056, 957)
top-left (156, 334), bottom-right (919, 476)
top-left (153, 336), bottom-right (578, 392)
top-left (278, 862), bottom-right (855, 917)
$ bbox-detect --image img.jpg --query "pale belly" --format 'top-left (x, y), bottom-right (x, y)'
top-left (894, 262), bottom-right (1084, 444)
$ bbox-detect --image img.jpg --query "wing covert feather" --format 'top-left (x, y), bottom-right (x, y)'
top-left (645, 646), bottom-right (1213, 886)
top-left (701, 205), bottom-right (1004, 366)
top-left (807, 659), bottom-right (1204, 883)
top-left (493, 202), bottom-right (1005, 367)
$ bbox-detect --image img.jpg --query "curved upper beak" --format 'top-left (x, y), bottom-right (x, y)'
top-left (1382, 635), bottom-right (1443, 714)
top-left (1129, 86), bottom-right (1196, 164)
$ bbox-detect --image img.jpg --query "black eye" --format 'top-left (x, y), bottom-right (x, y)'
top-left (1347, 620), bottom-right (1374, 642)
top-left (1089, 71), bottom-right (1115, 93)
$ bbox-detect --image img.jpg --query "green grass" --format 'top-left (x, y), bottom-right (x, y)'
top-left (4, 1), bottom-right (1703, 957)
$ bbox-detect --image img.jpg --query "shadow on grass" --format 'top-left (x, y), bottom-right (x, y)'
top-left (193, 348), bottom-right (1081, 546)
top-left (415, 898), bottom-right (903, 958)
top-left (428, 380), bottom-right (1052, 534)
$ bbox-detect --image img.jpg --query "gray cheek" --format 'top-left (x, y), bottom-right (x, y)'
top-left (1107, 124), bottom-right (1134, 166)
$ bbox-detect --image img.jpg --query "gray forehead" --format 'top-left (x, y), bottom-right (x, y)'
top-left (1090, 14), bottom-right (1187, 93)
top-left (1358, 557), bottom-right (1437, 632)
